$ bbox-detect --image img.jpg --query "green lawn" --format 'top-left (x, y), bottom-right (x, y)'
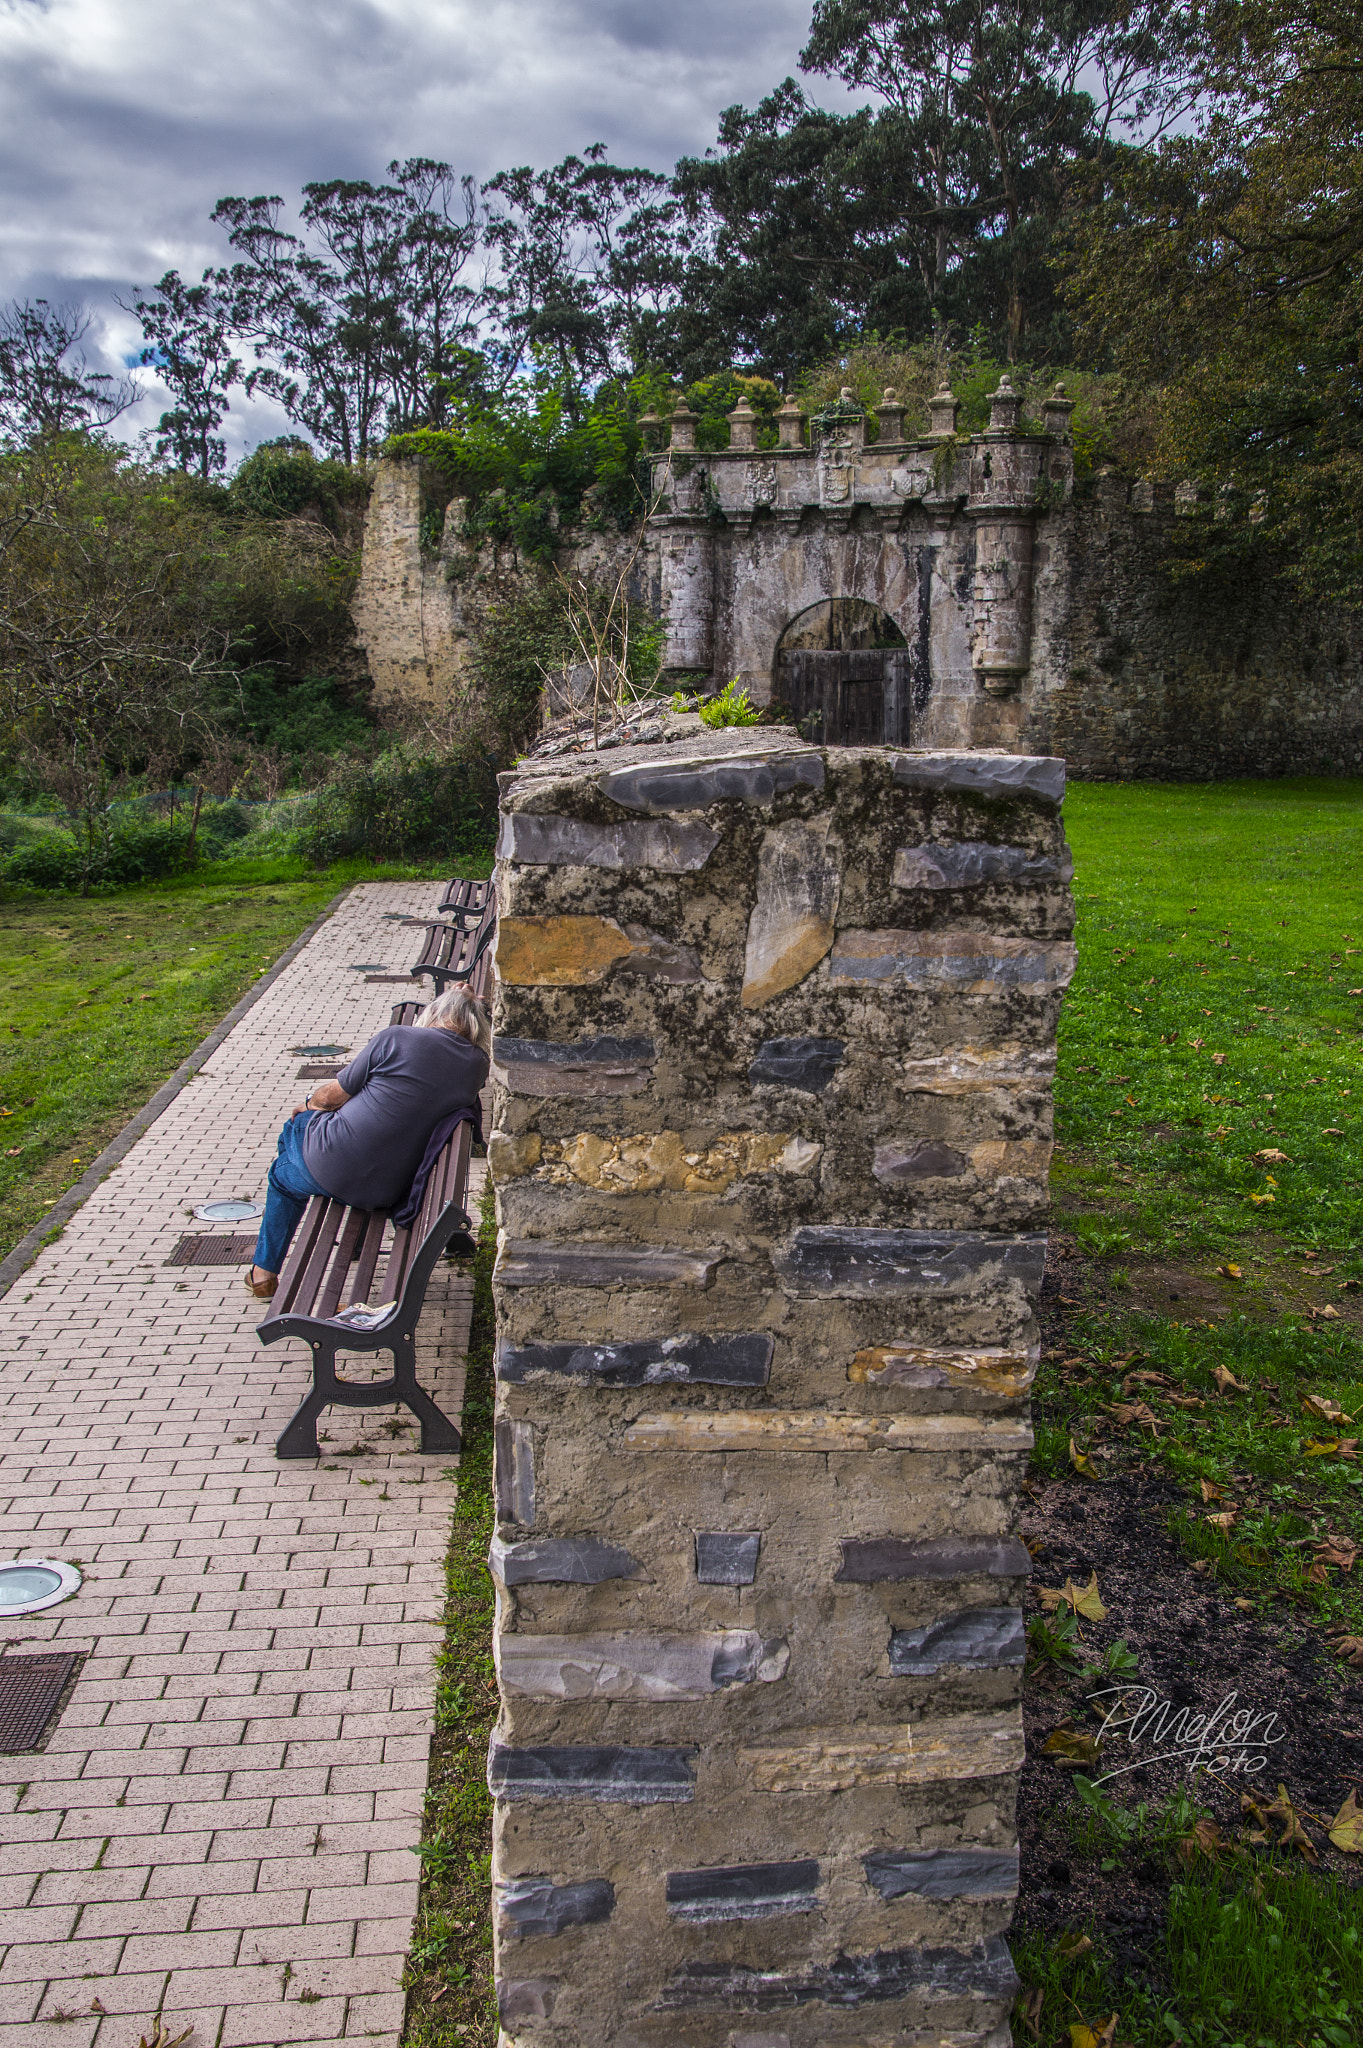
top-left (0, 849), bottom-right (491, 1263)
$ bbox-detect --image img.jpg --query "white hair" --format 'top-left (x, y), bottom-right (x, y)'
top-left (414, 985), bottom-right (491, 1056)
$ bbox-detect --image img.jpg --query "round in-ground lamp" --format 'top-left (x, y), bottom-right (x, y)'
top-left (0, 1557), bottom-right (82, 1616)
top-left (194, 1200), bottom-right (263, 1223)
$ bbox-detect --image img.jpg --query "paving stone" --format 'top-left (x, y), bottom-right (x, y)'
top-left (495, 1876), bottom-right (615, 1938)
top-left (495, 1333), bottom-right (771, 1387)
top-left (889, 1606), bottom-right (1027, 1674)
top-left (497, 813), bottom-right (720, 872)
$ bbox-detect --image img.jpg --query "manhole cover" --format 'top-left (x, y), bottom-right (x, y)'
top-left (0, 1653), bottom-right (79, 1751)
top-left (166, 1234), bottom-right (259, 1266)
top-left (0, 1558), bottom-right (81, 1616)
top-left (194, 1199), bottom-right (262, 1223)
top-left (290, 1044), bottom-right (348, 1057)
top-left (297, 1063), bottom-right (344, 1079)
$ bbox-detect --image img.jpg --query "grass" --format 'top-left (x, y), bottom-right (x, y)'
top-left (0, 848), bottom-right (492, 1263)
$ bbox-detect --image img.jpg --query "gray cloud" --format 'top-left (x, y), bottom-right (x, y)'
top-left (0, 0), bottom-right (831, 454)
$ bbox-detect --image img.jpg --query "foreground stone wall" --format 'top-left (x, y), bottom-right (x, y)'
top-left (486, 728), bottom-right (1075, 2047)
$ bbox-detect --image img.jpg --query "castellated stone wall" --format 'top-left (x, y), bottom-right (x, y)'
top-left (485, 728), bottom-right (1076, 2048)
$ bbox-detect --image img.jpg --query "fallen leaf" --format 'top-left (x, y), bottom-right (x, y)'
top-left (1332, 1635), bottom-right (1363, 1668)
top-left (1323, 1126), bottom-right (1345, 1136)
top-left (1069, 1439), bottom-right (1103, 1482)
top-left (1211, 1052), bottom-right (1227, 1066)
top-left (1213, 1365), bottom-right (1248, 1394)
top-left (1205, 1510), bottom-right (1238, 1531)
top-left (1330, 1791), bottom-right (1363, 1854)
top-left (1019, 1986), bottom-right (1044, 2041)
top-left (1044, 1726), bottom-right (1104, 1767)
top-left (1200, 1479), bottom-right (1225, 1503)
top-left (1109, 1400), bottom-right (1163, 1432)
top-left (3, 1148), bottom-right (18, 1156)
top-left (1190, 1036), bottom-right (1205, 1049)
top-left (1216, 1263), bottom-right (1243, 1281)
top-left (1168, 1393), bottom-right (1206, 1410)
top-left (1179, 1817), bottom-right (1234, 1864)
top-left (1249, 1192), bottom-right (1276, 1204)
top-left (1126, 1370), bottom-right (1172, 1388)
top-left (1313, 1304), bottom-right (1342, 1321)
top-left (1069, 2016), bottom-right (1119, 2048)
top-left (1303, 1394), bottom-right (1351, 1424)
top-left (1314, 1538), bottom-right (1359, 1573)
top-left (1344, 1278), bottom-right (1361, 1291)
top-left (1234, 1597), bottom-right (1255, 1611)
top-left (1054, 1929), bottom-right (1095, 1960)
top-left (1265, 1784), bottom-right (1318, 1861)
top-left (138, 2023), bottom-right (195, 2048)
top-left (89, 2000), bottom-right (107, 2016)
top-left (1305, 1439), bottom-right (1343, 1459)
top-left (1039, 1571), bottom-right (1109, 1621)
top-left (1254, 1147), bottom-right (1291, 1164)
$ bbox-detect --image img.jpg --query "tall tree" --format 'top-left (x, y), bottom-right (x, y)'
top-left (0, 300), bottom-right (140, 441)
top-left (125, 271), bottom-right (243, 478)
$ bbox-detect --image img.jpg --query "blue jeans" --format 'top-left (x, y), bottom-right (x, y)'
top-left (253, 1112), bottom-right (331, 1274)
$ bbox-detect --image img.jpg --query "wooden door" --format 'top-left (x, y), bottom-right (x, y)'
top-left (777, 649), bottom-right (912, 746)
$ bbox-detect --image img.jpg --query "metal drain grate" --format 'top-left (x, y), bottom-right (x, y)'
top-left (0, 1653), bottom-right (78, 1752)
top-left (166, 1234), bottom-right (259, 1266)
top-left (297, 1063), bottom-right (344, 1079)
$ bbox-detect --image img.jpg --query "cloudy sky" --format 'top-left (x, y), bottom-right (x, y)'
top-left (0, 0), bottom-right (834, 456)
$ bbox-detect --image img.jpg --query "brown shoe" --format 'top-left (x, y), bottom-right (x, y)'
top-left (245, 1270), bottom-right (278, 1299)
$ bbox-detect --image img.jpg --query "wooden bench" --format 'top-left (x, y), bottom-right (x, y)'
top-left (259, 1120), bottom-right (479, 1459)
top-left (410, 888), bottom-right (498, 996)
top-left (438, 874), bottom-right (493, 918)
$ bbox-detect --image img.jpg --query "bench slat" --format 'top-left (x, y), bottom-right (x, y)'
top-left (375, 1225), bottom-right (413, 1307)
top-left (271, 1197), bottom-right (334, 1317)
top-left (317, 1207), bottom-right (367, 1320)
top-left (296, 1200), bottom-right (346, 1311)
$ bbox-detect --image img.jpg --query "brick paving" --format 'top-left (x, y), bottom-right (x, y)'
top-left (0, 884), bottom-right (486, 2048)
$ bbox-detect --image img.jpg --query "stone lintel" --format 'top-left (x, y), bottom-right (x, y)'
top-left (621, 1412), bottom-right (1033, 1455)
top-left (888, 1607), bottom-right (1026, 1675)
top-left (836, 1537), bottom-right (1032, 1582)
top-left (495, 1241), bottom-right (723, 1290)
top-left (497, 813), bottom-right (720, 871)
top-left (777, 1227), bottom-right (1046, 1297)
top-left (747, 1036), bottom-right (845, 1092)
top-left (862, 1846), bottom-right (1020, 1902)
top-left (488, 1742), bottom-right (698, 1803)
top-left (654, 1933), bottom-right (1020, 2008)
top-left (497, 1333), bottom-right (772, 1387)
top-left (493, 1035), bottom-right (656, 1096)
top-left (665, 1859), bottom-right (820, 1923)
top-left (497, 1629), bottom-right (789, 1700)
top-left (738, 1712), bottom-right (1024, 1792)
top-left (892, 841), bottom-right (1074, 890)
top-left (696, 1531), bottom-right (762, 1584)
top-left (489, 1534), bottom-right (643, 1585)
top-left (827, 930), bottom-right (1077, 991)
top-left (599, 750), bottom-right (825, 814)
top-left (892, 751), bottom-right (1065, 805)
top-left (496, 1876), bottom-right (616, 1938)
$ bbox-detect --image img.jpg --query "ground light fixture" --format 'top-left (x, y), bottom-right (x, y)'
top-left (0, 1558), bottom-right (81, 1616)
top-left (194, 1199), bottom-right (263, 1223)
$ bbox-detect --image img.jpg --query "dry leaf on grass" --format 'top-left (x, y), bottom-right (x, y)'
top-left (1216, 1263), bottom-right (1243, 1280)
top-left (1312, 1304), bottom-right (1343, 1321)
top-left (1179, 1817), bottom-right (1235, 1864)
top-left (1329, 1791), bottom-right (1363, 1855)
top-left (1108, 1400), bottom-right (1164, 1432)
top-left (1314, 1538), bottom-right (1359, 1573)
top-left (1331, 1634), bottom-right (1363, 1668)
top-left (1043, 1726), bottom-right (1104, 1767)
top-left (1242, 1785), bottom-right (1318, 1861)
top-left (1069, 1438), bottom-right (1104, 1482)
top-left (1019, 1986), bottom-right (1045, 2040)
top-left (1169, 1393), bottom-right (1206, 1410)
top-left (1125, 1369), bottom-right (1171, 1389)
top-left (1054, 1930), bottom-right (1095, 1960)
top-left (1200, 1479), bottom-right (1225, 1503)
top-left (1254, 1147), bottom-right (1291, 1164)
top-left (1213, 1365), bottom-right (1248, 1395)
top-left (1205, 1510), bottom-right (1238, 1531)
top-left (1303, 1394), bottom-right (1353, 1425)
top-left (1069, 2016), bottom-right (1119, 2048)
top-left (1038, 1571), bottom-right (1108, 1620)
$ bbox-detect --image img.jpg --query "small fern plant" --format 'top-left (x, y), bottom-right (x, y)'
top-left (699, 677), bottom-right (760, 728)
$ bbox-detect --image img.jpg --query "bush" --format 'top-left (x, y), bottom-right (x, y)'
top-left (295, 747), bottom-right (497, 868)
top-left (223, 669), bottom-right (373, 760)
top-left (0, 813), bottom-right (199, 894)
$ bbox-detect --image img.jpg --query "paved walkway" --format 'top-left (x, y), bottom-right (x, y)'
top-left (0, 883), bottom-right (484, 2048)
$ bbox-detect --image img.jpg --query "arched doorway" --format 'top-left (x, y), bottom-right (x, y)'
top-left (774, 599), bottom-right (912, 746)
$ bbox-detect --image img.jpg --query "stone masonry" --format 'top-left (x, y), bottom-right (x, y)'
top-left (485, 728), bottom-right (1075, 2046)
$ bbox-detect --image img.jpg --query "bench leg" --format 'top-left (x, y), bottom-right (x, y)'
top-left (275, 1340), bottom-right (336, 1459)
top-left (392, 1334), bottom-right (463, 1455)
top-left (275, 1336), bottom-right (462, 1458)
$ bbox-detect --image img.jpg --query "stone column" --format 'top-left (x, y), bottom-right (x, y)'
top-left (969, 378), bottom-right (1045, 697)
top-left (488, 731), bottom-right (1074, 2048)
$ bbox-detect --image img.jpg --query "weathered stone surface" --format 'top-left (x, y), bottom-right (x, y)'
top-left (874, 1139), bottom-right (970, 1182)
top-left (494, 1418), bottom-right (536, 1529)
top-left (862, 1847), bottom-right (1019, 1901)
top-left (488, 1131), bottom-right (542, 1180)
top-left (497, 812), bottom-right (720, 871)
top-left (654, 1934), bottom-right (1020, 2008)
top-left (489, 1534), bottom-right (643, 1585)
top-left (738, 1713), bottom-right (1025, 1793)
top-left (836, 1537), bottom-right (1032, 1582)
top-left (848, 1346), bottom-right (1037, 1398)
top-left (493, 1035), bottom-right (656, 1097)
top-left (488, 1743), bottom-right (697, 1803)
top-left (892, 751), bottom-right (1065, 805)
top-left (892, 840), bottom-right (1073, 890)
top-left (889, 1607), bottom-right (1026, 1675)
top-left (496, 1876), bottom-right (616, 1937)
top-left (777, 1227), bottom-right (1047, 1297)
top-left (599, 749), bottom-right (825, 813)
top-left (665, 1860), bottom-right (820, 1923)
top-left (495, 1241), bottom-right (722, 1289)
top-left (611, 926), bottom-right (704, 983)
top-left (827, 929), bottom-right (1076, 991)
top-left (622, 1412), bottom-right (1032, 1455)
top-left (497, 1629), bottom-right (789, 1700)
top-left (732, 2035), bottom-right (790, 2048)
top-left (696, 1532), bottom-right (762, 1584)
top-left (497, 1333), bottom-right (772, 1388)
top-left (542, 1128), bottom-right (820, 1194)
top-left (497, 916), bottom-right (703, 986)
top-left (748, 1036), bottom-right (845, 1092)
top-left (741, 817), bottom-right (841, 1007)
top-left (498, 1978), bottom-right (558, 2023)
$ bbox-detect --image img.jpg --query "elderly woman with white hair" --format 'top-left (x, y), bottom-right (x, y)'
top-left (246, 985), bottom-right (491, 1298)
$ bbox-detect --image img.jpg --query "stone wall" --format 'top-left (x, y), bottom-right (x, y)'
top-left (486, 729), bottom-right (1075, 2047)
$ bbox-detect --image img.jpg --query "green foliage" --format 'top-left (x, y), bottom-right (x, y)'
top-left (224, 668), bottom-right (372, 761)
top-left (229, 436), bottom-right (368, 522)
top-left (699, 676), bottom-right (761, 728)
top-left (682, 371), bottom-right (781, 451)
top-left (295, 746), bottom-right (496, 867)
top-left (0, 813), bottom-right (199, 892)
top-left (466, 576), bottom-right (576, 751)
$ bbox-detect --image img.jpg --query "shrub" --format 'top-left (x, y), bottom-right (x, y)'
top-left (294, 746), bottom-right (497, 868)
top-left (0, 813), bottom-right (199, 894)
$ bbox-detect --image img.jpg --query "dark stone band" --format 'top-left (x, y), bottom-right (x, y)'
top-left (665, 1859), bottom-right (820, 1922)
top-left (654, 1935), bottom-right (1021, 2009)
top-left (836, 1537), bottom-right (1033, 1582)
top-left (488, 1742), bottom-right (697, 1803)
top-left (497, 1876), bottom-right (616, 1937)
top-left (777, 1227), bottom-right (1046, 1297)
top-left (889, 1606), bottom-right (1026, 1673)
top-left (862, 1847), bottom-right (1019, 1901)
top-left (497, 1333), bottom-right (772, 1387)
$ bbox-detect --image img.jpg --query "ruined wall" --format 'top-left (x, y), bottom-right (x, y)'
top-left (486, 729), bottom-right (1075, 2047)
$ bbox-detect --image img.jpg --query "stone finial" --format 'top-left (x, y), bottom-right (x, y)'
top-left (839, 385), bottom-right (855, 404)
top-left (727, 397), bottom-right (759, 452)
top-left (637, 409), bottom-right (661, 450)
top-left (927, 384), bottom-right (958, 438)
top-left (668, 404), bottom-right (698, 452)
top-left (1041, 383), bottom-right (1075, 439)
top-left (987, 375), bottom-right (1023, 436)
top-left (775, 394), bottom-right (805, 449)
top-left (876, 386), bottom-right (906, 445)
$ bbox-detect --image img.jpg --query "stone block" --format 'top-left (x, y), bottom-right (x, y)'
top-left (497, 1333), bottom-right (772, 1388)
top-left (493, 1036), bottom-right (656, 1097)
top-left (695, 1532), bottom-right (761, 1584)
top-left (847, 1347), bottom-right (1036, 1398)
top-left (488, 1744), bottom-right (697, 1803)
top-left (776, 1227), bottom-right (1046, 1298)
top-left (748, 1037), bottom-right (845, 1092)
top-left (496, 1876), bottom-right (616, 1938)
top-left (738, 1713), bottom-right (1024, 1793)
top-left (495, 1241), bottom-right (722, 1290)
top-left (498, 1978), bottom-right (558, 2022)
top-left (497, 1630), bottom-right (790, 1700)
top-left (836, 1538), bottom-right (1032, 1582)
top-left (665, 1859), bottom-right (820, 1923)
top-left (543, 1129), bottom-right (819, 1195)
top-left (494, 1418), bottom-right (536, 1529)
top-left (873, 1139), bottom-right (968, 1181)
top-left (888, 1608), bottom-right (1026, 1675)
top-left (862, 1847), bottom-right (1019, 1901)
top-left (497, 918), bottom-right (702, 986)
top-left (489, 1536), bottom-right (643, 1586)
top-left (741, 817), bottom-right (841, 1007)
top-left (599, 749), bottom-right (824, 813)
top-left (892, 840), bottom-right (1073, 889)
top-left (654, 1934), bottom-right (1020, 2008)
top-left (892, 750), bottom-right (1065, 804)
top-left (827, 930), bottom-right (1076, 992)
top-left (497, 813), bottom-right (720, 872)
top-left (621, 1412), bottom-right (1032, 1456)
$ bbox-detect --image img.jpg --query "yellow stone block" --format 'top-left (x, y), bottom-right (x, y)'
top-left (497, 915), bottom-right (637, 985)
top-left (848, 1346), bottom-right (1037, 1397)
top-left (740, 1710), bottom-right (1025, 1791)
top-left (620, 1411), bottom-right (1032, 1453)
